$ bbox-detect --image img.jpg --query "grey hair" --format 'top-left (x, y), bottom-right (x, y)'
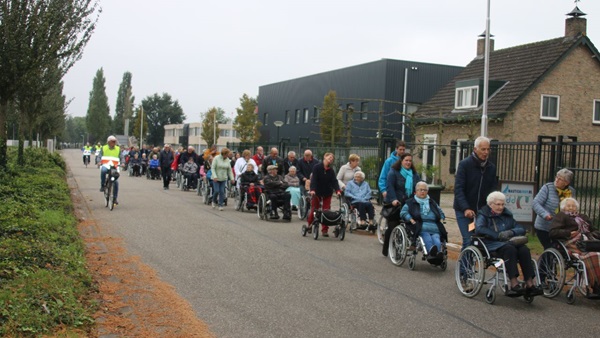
top-left (354, 171), bottom-right (365, 179)
top-left (288, 166), bottom-right (297, 171)
top-left (415, 181), bottom-right (429, 190)
top-left (474, 136), bottom-right (491, 149)
top-left (486, 191), bottom-right (506, 205)
top-left (288, 151), bottom-right (296, 157)
top-left (560, 197), bottom-right (579, 210)
top-left (556, 168), bottom-right (574, 183)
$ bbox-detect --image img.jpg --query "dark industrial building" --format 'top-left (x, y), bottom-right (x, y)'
top-left (257, 59), bottom-right (464, 146)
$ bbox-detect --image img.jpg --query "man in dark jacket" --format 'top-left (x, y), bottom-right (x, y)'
top-left (263, 165), bottom-right (291, 220)
top-left (179, 146), bottom-right (203, 168)
top-left (297, 149), bottom-right (319, 191)
top-left (159, 144), bottom-right (175, 190)
top-left (261, 147), bottom-right (284, 177)
top-left (453, 136), bottom-right (498, 249)
top-left (283, 151), bottom-right (299, 175)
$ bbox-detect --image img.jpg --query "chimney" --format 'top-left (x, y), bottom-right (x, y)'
top-left (477, 31), bottom-right (495, 58)
top-left (565, 6), bottom-right (587, 37)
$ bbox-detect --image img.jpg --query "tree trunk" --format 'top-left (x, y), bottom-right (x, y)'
top-left (0, 99), bottom-right (8, 170)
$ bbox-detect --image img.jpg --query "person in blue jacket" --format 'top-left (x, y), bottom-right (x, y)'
top-left (475, 191), bottom-right (542, 297)
top-left (377, 140), bottom-right (406, 200)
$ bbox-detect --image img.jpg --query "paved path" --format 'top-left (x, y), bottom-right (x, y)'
top-left (65, 150), bottom-right (600, 338)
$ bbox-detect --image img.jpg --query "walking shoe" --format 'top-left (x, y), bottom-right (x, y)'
top-left (100, 187), bottom-right (104, 192)
top-left (219, 206), bottom-right (224, 211)
top-left (525, 286), bottom-right (544, 297)
top-left (113, 199), bottom-right (119, 206)
top-left (212, 202), bottom-right (216, 209)
top-left (270, 212), bottom-right (280, 220)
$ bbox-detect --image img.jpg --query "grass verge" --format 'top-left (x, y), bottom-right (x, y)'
top-left (0, 148), bottom-right (95, 336)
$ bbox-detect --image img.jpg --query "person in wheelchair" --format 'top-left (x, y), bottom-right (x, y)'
top-left (344, 171), bottom-right (375, 230)
top-left (400, 181), bottom-right (446, 263)
top-left (129, 153), bottom-right (142, 176)
top-left (182, 156), bottom-right (199, 189)
top-left (263, 165), bottom-right (291, 220)
top-left (148, 154), bottom-right (160, 180)
top-left (475, 191), bottom-right (543, 297)
top-left (549, 197), bottom-right (600, 297)
top-left (284, 166), bottom-right (302, 211)
top-left (239, 162), bottom-right (262, 208)
top-left (140, 153), bottom-right (148, 176)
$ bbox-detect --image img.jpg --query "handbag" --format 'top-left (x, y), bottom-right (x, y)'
top-left (508, 236), bottom-right (529, 246)
top-left (380, 203), bottom-right (400, 220)
top-left (577, 239), bottom-right (600, 252)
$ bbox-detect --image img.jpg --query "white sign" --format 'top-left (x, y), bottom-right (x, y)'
top-left (501, 181), bottom-right (536, 225)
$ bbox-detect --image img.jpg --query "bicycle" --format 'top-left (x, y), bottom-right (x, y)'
top-left (83, 149), bottom-right (91, 168)
top-left (102, 163), bottom-right (120, 211)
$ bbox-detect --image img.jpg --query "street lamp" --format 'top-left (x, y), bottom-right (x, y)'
top-left (274, 120), bottom-right (284, 152)
top-left (139, 105), bottom-right (144, 148)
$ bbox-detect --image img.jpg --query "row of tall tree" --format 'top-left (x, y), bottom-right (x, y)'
top-left (0, 0), bottom-right (100, 168)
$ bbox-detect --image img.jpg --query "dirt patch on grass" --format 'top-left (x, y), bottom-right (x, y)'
top-left (70, 175), bottom-right (214, 337)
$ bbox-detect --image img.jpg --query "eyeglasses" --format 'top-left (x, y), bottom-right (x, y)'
top-left (555, 176), bottom-right (568, 182)
top-left (416, 189), bottom-right (428, 192)
top-left (492, 202), bottom-right (505, 206)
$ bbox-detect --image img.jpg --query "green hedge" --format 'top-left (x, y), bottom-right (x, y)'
top-left (0, 148), bottom-right (95, 336)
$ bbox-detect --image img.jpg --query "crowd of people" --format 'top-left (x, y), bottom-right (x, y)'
top-left (87, 135), bottom-right (600, 299)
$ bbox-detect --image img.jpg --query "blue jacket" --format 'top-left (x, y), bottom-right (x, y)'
top-left (385, 167), bottom-right (421, 205)
top-left (453, 153), bottom-right (498, 213)
top-left (475, 205), bottom-right (526, 252)
top-left (344, 179), bottom-right (372, 203)
top-left (532, 182), bottom-right (576, 232)
top-left (378, 151), bottom-right (399, 194)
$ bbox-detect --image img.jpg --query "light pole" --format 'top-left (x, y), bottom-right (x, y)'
top-left (213, 108), bottom-right (217, 148)
top-left (140, 105), bottom-right (144, 147)
top-left (481, 0), bottom-right (491, 137)
top-left (402, 66), bottom-right (418, 141)
top-left (274, 120), bottom-right (283, 153)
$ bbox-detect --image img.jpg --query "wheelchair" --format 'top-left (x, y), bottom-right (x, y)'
top-left (179, 172), bottom-right (198, 191)
top-left (388, 222), bottom-right (448, 271)
top-left (201, 178), bottom-right (213, 205)
top-left (234, 184), bottom-right (260, 212)
top-left (454, 236), bottom-right (541, 304)
top-left (196, 177), bottom-right (204, 196)
top-left (301, 196), bottom-right (348, 240)
top-left (147, 167), bottom-right (160, 180)
top-left (537, 240), bottom-right (600, 304)
top-left (257, 190), bottom-right (292, 222)
top-left (343, 197), bottom-right (377, 234)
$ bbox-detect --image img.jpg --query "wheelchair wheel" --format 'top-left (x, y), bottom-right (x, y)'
top-left (439, 257), bottom-right (448, 271)
top-left (197, 180), bottom-right (203, 196)
top-left (455, 246), bottom-right (485, 298)
top-left (301, 224), bottom-right (308, 237)
top-left (234, 189), bottom-right (242, 211)
top-left (299, 196), bottom-right (309, 220)
top-left (176, 171), bottom-right (182, 188)
top-left (485, 289), bottom-right (496, 304)
top-left (377, 215), bottom-right (387, 245)
top-left (537, 248), bottom-right (565, 298)
top-left (312, 221), bottom-right (319, 240)
top-left (348, 210), bottom-right (357, 233)
top-left (180, 177), bottom-right (187, 191)
top-left (566, 290), bottom-right (576, 304)
top-left (389, 226), bottom-right (408, 266)
top-left (338, 222), bottom-right (346, 241)
top-left (258, 194), bottom-right (267, 220)
top-left (408, 255), bottom-right (416, 270)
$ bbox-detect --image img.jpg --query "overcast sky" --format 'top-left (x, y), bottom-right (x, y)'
top-left (62, 0), bottom-right (600, 123)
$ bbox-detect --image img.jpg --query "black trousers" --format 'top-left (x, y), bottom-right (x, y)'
top-left (161, 167), bottom-right (172, 187)
top-left (495, 244), bottom-right (535, 280)
top-left (269, 192), bottom-right (291, 213)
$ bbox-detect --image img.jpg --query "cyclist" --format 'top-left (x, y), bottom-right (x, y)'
top-left (99, 135), bottom-right (121, 205)
top-left (82, 142), bottom-right (92, 166)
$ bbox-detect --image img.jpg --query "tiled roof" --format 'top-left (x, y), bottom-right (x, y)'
top-left (414, 34), bottom-right (596, 122)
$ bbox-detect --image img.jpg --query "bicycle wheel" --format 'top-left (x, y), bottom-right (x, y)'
top-left (105, 181), bottom-right (112, 208)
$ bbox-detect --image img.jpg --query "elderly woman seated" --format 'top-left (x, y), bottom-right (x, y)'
top-left (400, 181), bottom-right (447, 262)
top-left (284, 166), bottom-right (302, 210)
top-left (549, 197), bottom-right (600, 297)
top-left (344, 171), bottom-right (375, 228)
top-left (475, 191), bottom-right (543, 297)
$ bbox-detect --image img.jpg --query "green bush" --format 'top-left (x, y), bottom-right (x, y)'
top-left (0, 148), bottom-right (94, 336)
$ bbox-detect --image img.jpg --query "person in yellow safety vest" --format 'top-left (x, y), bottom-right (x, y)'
top-left (99, 135), bottom-right (121, 205)
top-left (82, 143), bottom-right (93, 165)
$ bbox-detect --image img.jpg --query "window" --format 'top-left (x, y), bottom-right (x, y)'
top-left (263, 112), bottom-right (268, 126)
top-left (540, 95), bottom-right (559, 121)
top-left (360, 102), bottom-right (369, 120)
top-left (303, 108), bottom-right (309, 123)
top-left (285, 110), bottom-right (290, 124)
top-left (594, 100), bottom-right (600, 124)
top-left (313, 107), bottom-right (320, 123)
top-left (455, 86), bottom-right (478, 109)
top-left (295, 109), bottom-right (301, 124)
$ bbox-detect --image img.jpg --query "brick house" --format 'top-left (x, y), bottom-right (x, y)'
top-left (411, 7), bottom-right (600, 188)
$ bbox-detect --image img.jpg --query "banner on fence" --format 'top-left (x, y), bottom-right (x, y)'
top-left (500, 181), bottom-right (536, 225)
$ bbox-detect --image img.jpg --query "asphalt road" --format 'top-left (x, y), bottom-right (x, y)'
top-left (65, 149), bottom-right (600, 338)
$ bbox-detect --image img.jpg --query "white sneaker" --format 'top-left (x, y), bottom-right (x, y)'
top-left (212, 202), bottom-right (216, 209)
top-left (219, 206), bottom-right (224, 211)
